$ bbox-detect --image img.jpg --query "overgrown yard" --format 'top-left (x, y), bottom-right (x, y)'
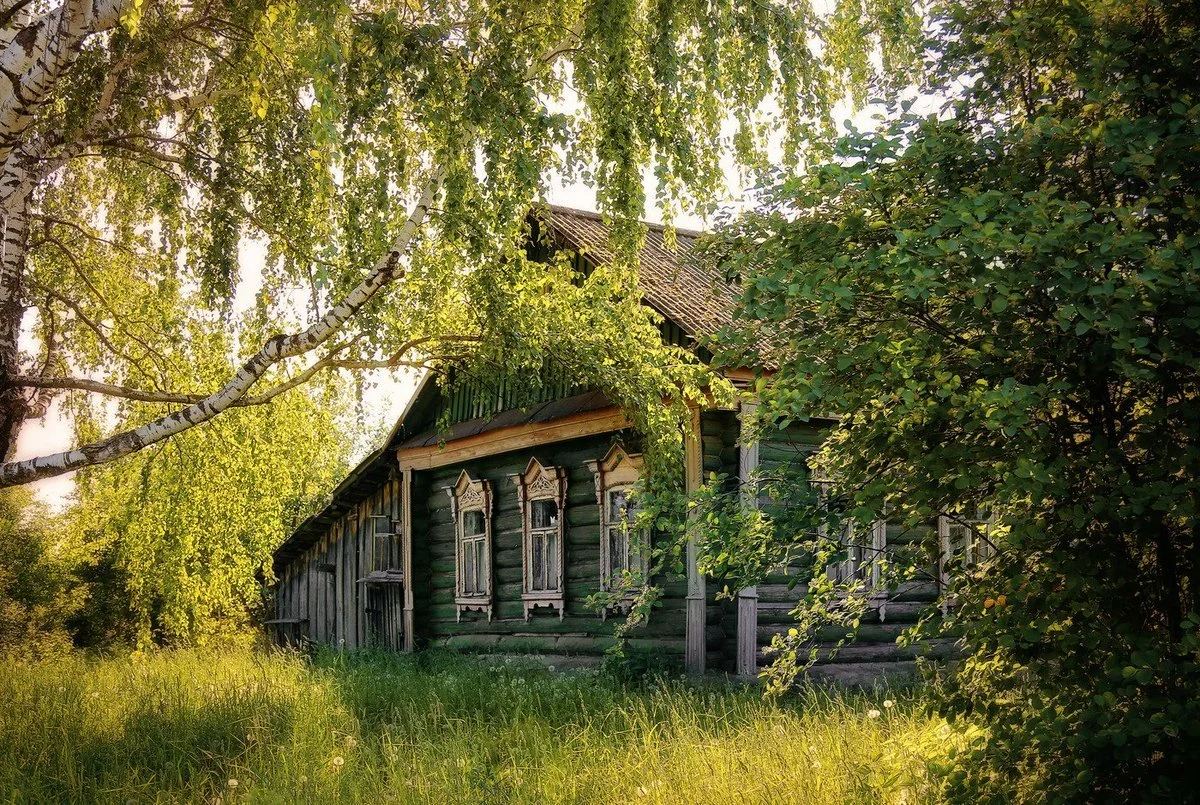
top-left (0, 648), bottom-right (951, 803)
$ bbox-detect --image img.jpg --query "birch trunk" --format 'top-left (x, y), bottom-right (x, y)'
top-left (0, 191), bottom-right (26, 461)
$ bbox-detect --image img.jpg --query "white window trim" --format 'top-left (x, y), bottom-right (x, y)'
top-left (447, 470), bottom-right (494, 621)
top-left (816, 480), bottom-right (889, 616)
top-left (586, 444), bottom-right (649, 618)
top-left (938, 506), bottom-right (996, 613)
top-left (512, 457), bottom-right (568, 621)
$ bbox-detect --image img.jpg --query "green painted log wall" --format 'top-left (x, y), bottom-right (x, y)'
top-left (409, 431), bottom-right (692, 663)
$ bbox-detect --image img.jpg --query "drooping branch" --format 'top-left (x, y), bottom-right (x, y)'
top-left (6, 334), bottom-right (484, 409)
top-left (0, 175), bottom-right (441, 486)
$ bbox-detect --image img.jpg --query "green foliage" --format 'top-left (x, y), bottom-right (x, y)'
top-left (0, 489), bottom-right (89, 659)
top-left (70, 336), bottom-right (353, 647)
top-left (26, 0), bottom-right (924, 486)
top-left (0, 647), bottom-right (944, 802)
top-left (707, 0), bottom-right (1200, 799)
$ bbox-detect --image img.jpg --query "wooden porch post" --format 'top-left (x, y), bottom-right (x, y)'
top-left (401, 465), bottom-right (416, 651)
top-left (736, 400), bottom-right (760, 679)
top-left (684, 405), bottom-right (706, 674)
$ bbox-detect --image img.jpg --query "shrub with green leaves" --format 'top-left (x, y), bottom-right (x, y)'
top-left (706, 0), bottom-right (1200, 800)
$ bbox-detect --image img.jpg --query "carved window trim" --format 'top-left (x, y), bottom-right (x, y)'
top-left (938, 506), bottom-right (995, 613)
top-left (447, 470), bottom-right (494, 621)
top-left (512, 457), bottom-right (568, 621)
top-left (586, 444), bottom-right (648, 617)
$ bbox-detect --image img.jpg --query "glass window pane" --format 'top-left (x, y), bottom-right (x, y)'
top-left (546, 533), bottom-right (557, 590)
top-left (531, 532), bottom-right (545, 590)
top-left (608, 489), bottom-right (629, 521)
top-left (531, 499), bottom-right (558, 529)
top-left (463, 543), bottom-right (476, 593)
top-left (474, 539), bottom-right (487, 593)
top-left (463, 509), bottom-right (485, 536)
top-left (608, 527), bottom-right (625, 578)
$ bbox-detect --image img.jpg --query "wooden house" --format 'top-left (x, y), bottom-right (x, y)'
top-left (270, 206), bottom-right (948, 682)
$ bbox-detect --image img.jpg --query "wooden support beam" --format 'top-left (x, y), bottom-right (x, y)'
top-left (395, 408), bottom-right (631, 470)
top-left (401, 466), bottom-right (415, 652)
top-left (736, 399), bottom-right (760, 679)
top-left (684, 404), bottom-right (706, 674)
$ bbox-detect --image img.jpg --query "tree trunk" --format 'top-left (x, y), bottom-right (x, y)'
top-left (0, 192), bottom-right (26, 461)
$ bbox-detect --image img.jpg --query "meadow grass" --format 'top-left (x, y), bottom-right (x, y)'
top-left (0, 647), bottom-right (949, 803)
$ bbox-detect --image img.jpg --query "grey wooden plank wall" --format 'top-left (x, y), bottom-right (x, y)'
top-left (274, 479), bottom-right (405, 651)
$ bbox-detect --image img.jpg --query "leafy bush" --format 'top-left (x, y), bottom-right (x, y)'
top-left (707, 0), bottom-right (1200, 799)
top-left (0, 489), bottom-right (88, 658)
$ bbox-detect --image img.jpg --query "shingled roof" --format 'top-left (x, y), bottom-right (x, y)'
top-left (540, 205), bottom-right (735, 338)
top-left (274, 206), bottom-right (733, 571)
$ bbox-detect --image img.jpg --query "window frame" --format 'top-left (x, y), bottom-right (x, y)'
top-left (938, 506), bottom-right (996, 612)
top-left (586, 444), bottom-right (649, 615)
top-left (512, 457), bottom-right (568, 620)
top-left (447, 470), bottom-right (494, 621)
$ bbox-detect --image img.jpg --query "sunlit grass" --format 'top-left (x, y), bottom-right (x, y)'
top-left (0, 647), bottom-right (949, 803)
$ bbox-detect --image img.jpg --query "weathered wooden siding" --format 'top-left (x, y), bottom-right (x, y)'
top-left (274, 479), bottom-right (406, 651)
top-left (745, 421), bottom-right (946, 682)
top-left (412, 432), bottom-right (692, 663)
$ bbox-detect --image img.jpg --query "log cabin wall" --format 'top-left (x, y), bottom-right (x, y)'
top-left (745, 421), bottom-right (946, 683)
top-left (410, 432), bottom-right (693, 664)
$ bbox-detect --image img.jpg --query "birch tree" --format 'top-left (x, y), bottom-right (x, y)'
top-left (0, 0), bottom-right (920, 488)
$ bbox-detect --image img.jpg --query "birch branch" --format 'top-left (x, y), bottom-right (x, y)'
top-left (0, 175), bottom-right (440, 486)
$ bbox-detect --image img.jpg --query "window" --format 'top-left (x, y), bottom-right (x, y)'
top-left (586, 444), bottom-right (648, 609)
top-left (447, 470), bottom-right (493, 621)
top-left (604, 486), bottom-right (647, 584)
top-left (938, 506), bottom-right (996, 600)
top-left (370, 514), bottom-right (401, 574)
top-left (513, 458), bottom-right (568, 619)
top-left (817, 480), bottom-right (887, 595)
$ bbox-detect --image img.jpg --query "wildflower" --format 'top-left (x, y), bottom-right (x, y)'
top-left (228, 779), bottom-right (239, 789)
top-left (332, 756), bottom-right (344, 768)
top-left (812, 760), bottom-right (821, 769)
top-left (984, 597), bottom-right (996, 609)
top-left (345, 735), bottom-right (357, 749)
top-left (996, 594), bottom-right (1007, 607)
top-left (298, 776), bottom-right (308, 785)
top-left (867, 709), bottom-right (881, 719)
top-left (883, 699), bottom-right (895, 709)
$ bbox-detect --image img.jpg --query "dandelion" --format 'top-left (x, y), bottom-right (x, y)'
top-left (812, 760), bottom-right (822, 769)
top-left (298, 776), bottom-right (308, 785)
top-left (332, 756), bottom-right (344, 769)
top-left (883, 699), bottom-right (895, 709)
top-left (867, 708), bottom-right (881, 719)
top-left (345, 735), bottom-right (357, 749)
top-left (227, 779), bottom-right (239, 789)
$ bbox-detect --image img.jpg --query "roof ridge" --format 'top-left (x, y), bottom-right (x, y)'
top-left (541, 203), bottom-right (706, 240)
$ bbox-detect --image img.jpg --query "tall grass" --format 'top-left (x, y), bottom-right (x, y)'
top-left (0, 648), bottom-right (948, 803)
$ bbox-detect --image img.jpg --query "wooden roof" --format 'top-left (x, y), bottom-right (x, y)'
top-left (540, 205), bottom-right (736, 338)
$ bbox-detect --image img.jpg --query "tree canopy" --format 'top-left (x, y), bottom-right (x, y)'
top-left (0, 0), bottom-right (921, 487)
top-left (707, 0), bottom-right (1200, 798)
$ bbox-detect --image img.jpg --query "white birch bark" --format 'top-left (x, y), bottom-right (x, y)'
top-left (0, 190), bottom-right (26, 461)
